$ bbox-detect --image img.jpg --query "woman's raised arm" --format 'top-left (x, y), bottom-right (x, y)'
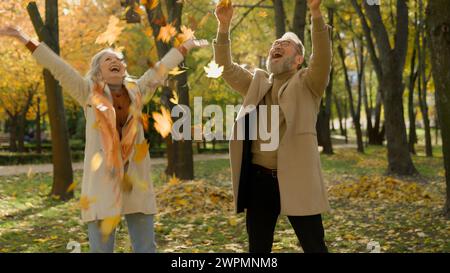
top-left (0, 26), bottom-right (90, 106)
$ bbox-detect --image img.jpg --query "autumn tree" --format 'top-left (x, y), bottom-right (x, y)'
top-left (351, 0), bottom-right (417, 175)
top-left (426, 0), bottom-right (450, 218)
top-left (27, 0), bottom-right (73, 200)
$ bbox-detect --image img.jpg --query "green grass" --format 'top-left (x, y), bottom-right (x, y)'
top-left (0, 145), bottom-right (448, 253)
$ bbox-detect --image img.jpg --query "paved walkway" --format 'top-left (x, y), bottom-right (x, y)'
top-left (0, 143), bottom-right (358, 177)
top-left (0, 153), bottom-right (229, 177)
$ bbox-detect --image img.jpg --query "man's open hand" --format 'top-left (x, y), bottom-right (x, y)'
top-left (215, 0), bottom-right (233, 31)
top-left (307, 0), bottom-right (322, 18)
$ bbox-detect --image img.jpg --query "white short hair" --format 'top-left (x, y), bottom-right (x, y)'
top-left (279, 32), bottom-right (305, 57)
top-left (86, 48), bottom-right (129, 83)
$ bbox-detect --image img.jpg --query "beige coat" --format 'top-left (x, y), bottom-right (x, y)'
top-left (32, 44), bottom-right (184, 222)
top-left (213, 16), bottom-right (332, 216)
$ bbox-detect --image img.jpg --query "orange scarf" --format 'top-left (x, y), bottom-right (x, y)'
top-left (90, 82), bottom-right (143, 201)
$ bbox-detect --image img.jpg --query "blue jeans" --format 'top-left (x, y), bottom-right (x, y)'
top-left (87, 213), bottom-right (156, 253)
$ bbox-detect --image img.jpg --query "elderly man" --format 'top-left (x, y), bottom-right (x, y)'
top-left (214, 0), bottom-right (332, 253)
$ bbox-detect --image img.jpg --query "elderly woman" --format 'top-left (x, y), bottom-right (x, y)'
top-left (0, 26), bottom-right (207, 253)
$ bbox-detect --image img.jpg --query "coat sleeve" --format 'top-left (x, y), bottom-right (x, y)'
top-left (32, 43), bottom-right (90, 106)
top-left (213, 32), bottom-right (253, 97)
top-left (303, 16), bottom-right (332, 99)
top-left (136, 48), bottom-right (184, 100)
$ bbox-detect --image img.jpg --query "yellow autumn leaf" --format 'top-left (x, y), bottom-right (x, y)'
top-left (157, 23), bottom-right (177, 43)
top-left (168, 67), bottom-right (187, 76)
top-left (121, 174), bottom-right (134, 193)
top-left (66, 181), bottom-right (77, 193)
top-left (152, 106), bottom-right (173, 138)
top-left (204, 61), bottom-right (224, 78)
top-left (27, 167), bottom-right (33, 178)
top-left (100, 215), bottom-right (121, 240)
top-left (79, 196), bottom-right (97, 211)
top-left (95, 16), bottom-right (124, 46)
top-left (229, 217), bottom-right (238, 226)
top-left (141, 113), bottom-right (150, 132)
top-left (175, 199), bottom-right (188, 206)
top-left (258, 11), bottom-right (268, 18)
top-left (170, 90), bottom-right (179, 104)
top-left (176, 25), bottom-right (195, 45)
top-left (134, 5), bottom-right (145, 16)
top-left (133, 140), bottom-right (149, 163)
top-left (145, 0), bottom-right (159, 10)
top-left (144, 26), bottom-right (153, 37)
top-left (91, 152), bottom-right (103, 171)
top-left (168, 174), bottom-right (180, 185)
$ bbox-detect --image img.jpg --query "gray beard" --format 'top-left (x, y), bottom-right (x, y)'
top-left (266, 55), bottom-right (296, 75)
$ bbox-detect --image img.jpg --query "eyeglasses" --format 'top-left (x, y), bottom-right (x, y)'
top-left (271, 40), bottom-right (302, 55)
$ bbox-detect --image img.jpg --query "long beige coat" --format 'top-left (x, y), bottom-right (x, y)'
top-left (213, 16), bottom-right (332, 216)
top-left (32, 44), bottom-right (184, 222)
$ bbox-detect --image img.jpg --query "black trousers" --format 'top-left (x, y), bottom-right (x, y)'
top-left (245, 166), bottom-right (328, 253)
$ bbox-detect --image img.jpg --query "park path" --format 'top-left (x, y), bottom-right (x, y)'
top-left (0, 143), bottom-right (357, 177)
top-left (0, 153), bottom-right (229, 177)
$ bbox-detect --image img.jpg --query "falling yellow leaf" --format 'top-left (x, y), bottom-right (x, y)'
top-left (198, 13), bottom-right (211, 29)
top-left (91, 152), bottom-right (103, 171)
top-left (92, 120), bottom-right (99, 129)
top-left (175, 25), bottom-right (195, 46)
top-left (144, 27), bottom-right (153, 37)
top-left (133, 140), bottom-right (149, 163)
top-left (79, 196), bottom-right (97, 211)
top-left (134, 5), bottom-right (145, 16)
top-left (152, 106), bottom-right (173, 138)
top-left (258, 11), bottom-right (268, 18)
top-left (66, 181), bottom-right (78, 193)
top-left (141, 113), bottom-right (150, 132)
top-left (144, 0), bottom-right (159, 10)
top-left (100, 215), bottom-right (121, 241)
top-left (204, 61), bottom-right (224, 78)
top-left (168, 67), bottom-right (187, 76)
top-left (121, 174), bottom-right (134, 193)
top-left (170, 90), bottom-right (179, 104)
top-left (157, 23), bottom-right (177, 43)
top-left (27, 167), bottom-right (33, 178)
top-left (95, 16), bottom-right (125, 46)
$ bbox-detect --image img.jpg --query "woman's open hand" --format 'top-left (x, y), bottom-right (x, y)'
top-left (0, 26), bottom-right (30, 44)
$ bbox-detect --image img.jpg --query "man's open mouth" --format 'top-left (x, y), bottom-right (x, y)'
top-left (272, 52), bottom-right (284, 59)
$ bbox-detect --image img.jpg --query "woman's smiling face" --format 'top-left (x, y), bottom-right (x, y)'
top-left (99, 52), bottom-right (126, 85)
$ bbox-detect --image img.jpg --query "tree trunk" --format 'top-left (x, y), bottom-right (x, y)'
top-left (363, 0), bottom-right (417, 175)
top-left (272, 0), bottom-right (286, 38)
top-left (426, 0), bottom-right (450, 218)
top-left (418, 0), bottom-right (433, 157)
top-left (8, 117), bottom-right (18, 152)
top-left (408, 11), bottom-right (419, 154)
top-left (145, 0), bottom-right (194, 180)
top-left (334, 94), bottom-right (346, 137)
top-left (36, 96), bottom-right (42, 154)
top-left (27, 1), bottom-right (74, 200)
top-left (337, 37), bottom-right (364, 153)
top-left (292, 0), bottom-right (307, 43)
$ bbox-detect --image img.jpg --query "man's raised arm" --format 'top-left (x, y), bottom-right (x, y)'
top-left (304, 0), bottom-right (332, 98)
top-left (213, 0), bottom-right (253, 97)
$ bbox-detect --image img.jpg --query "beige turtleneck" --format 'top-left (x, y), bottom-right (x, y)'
top-left (251, 69), bottom-right (296, 169)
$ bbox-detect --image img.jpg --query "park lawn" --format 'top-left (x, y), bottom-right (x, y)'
top-left (0, 145), bottom-right (448, 253)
